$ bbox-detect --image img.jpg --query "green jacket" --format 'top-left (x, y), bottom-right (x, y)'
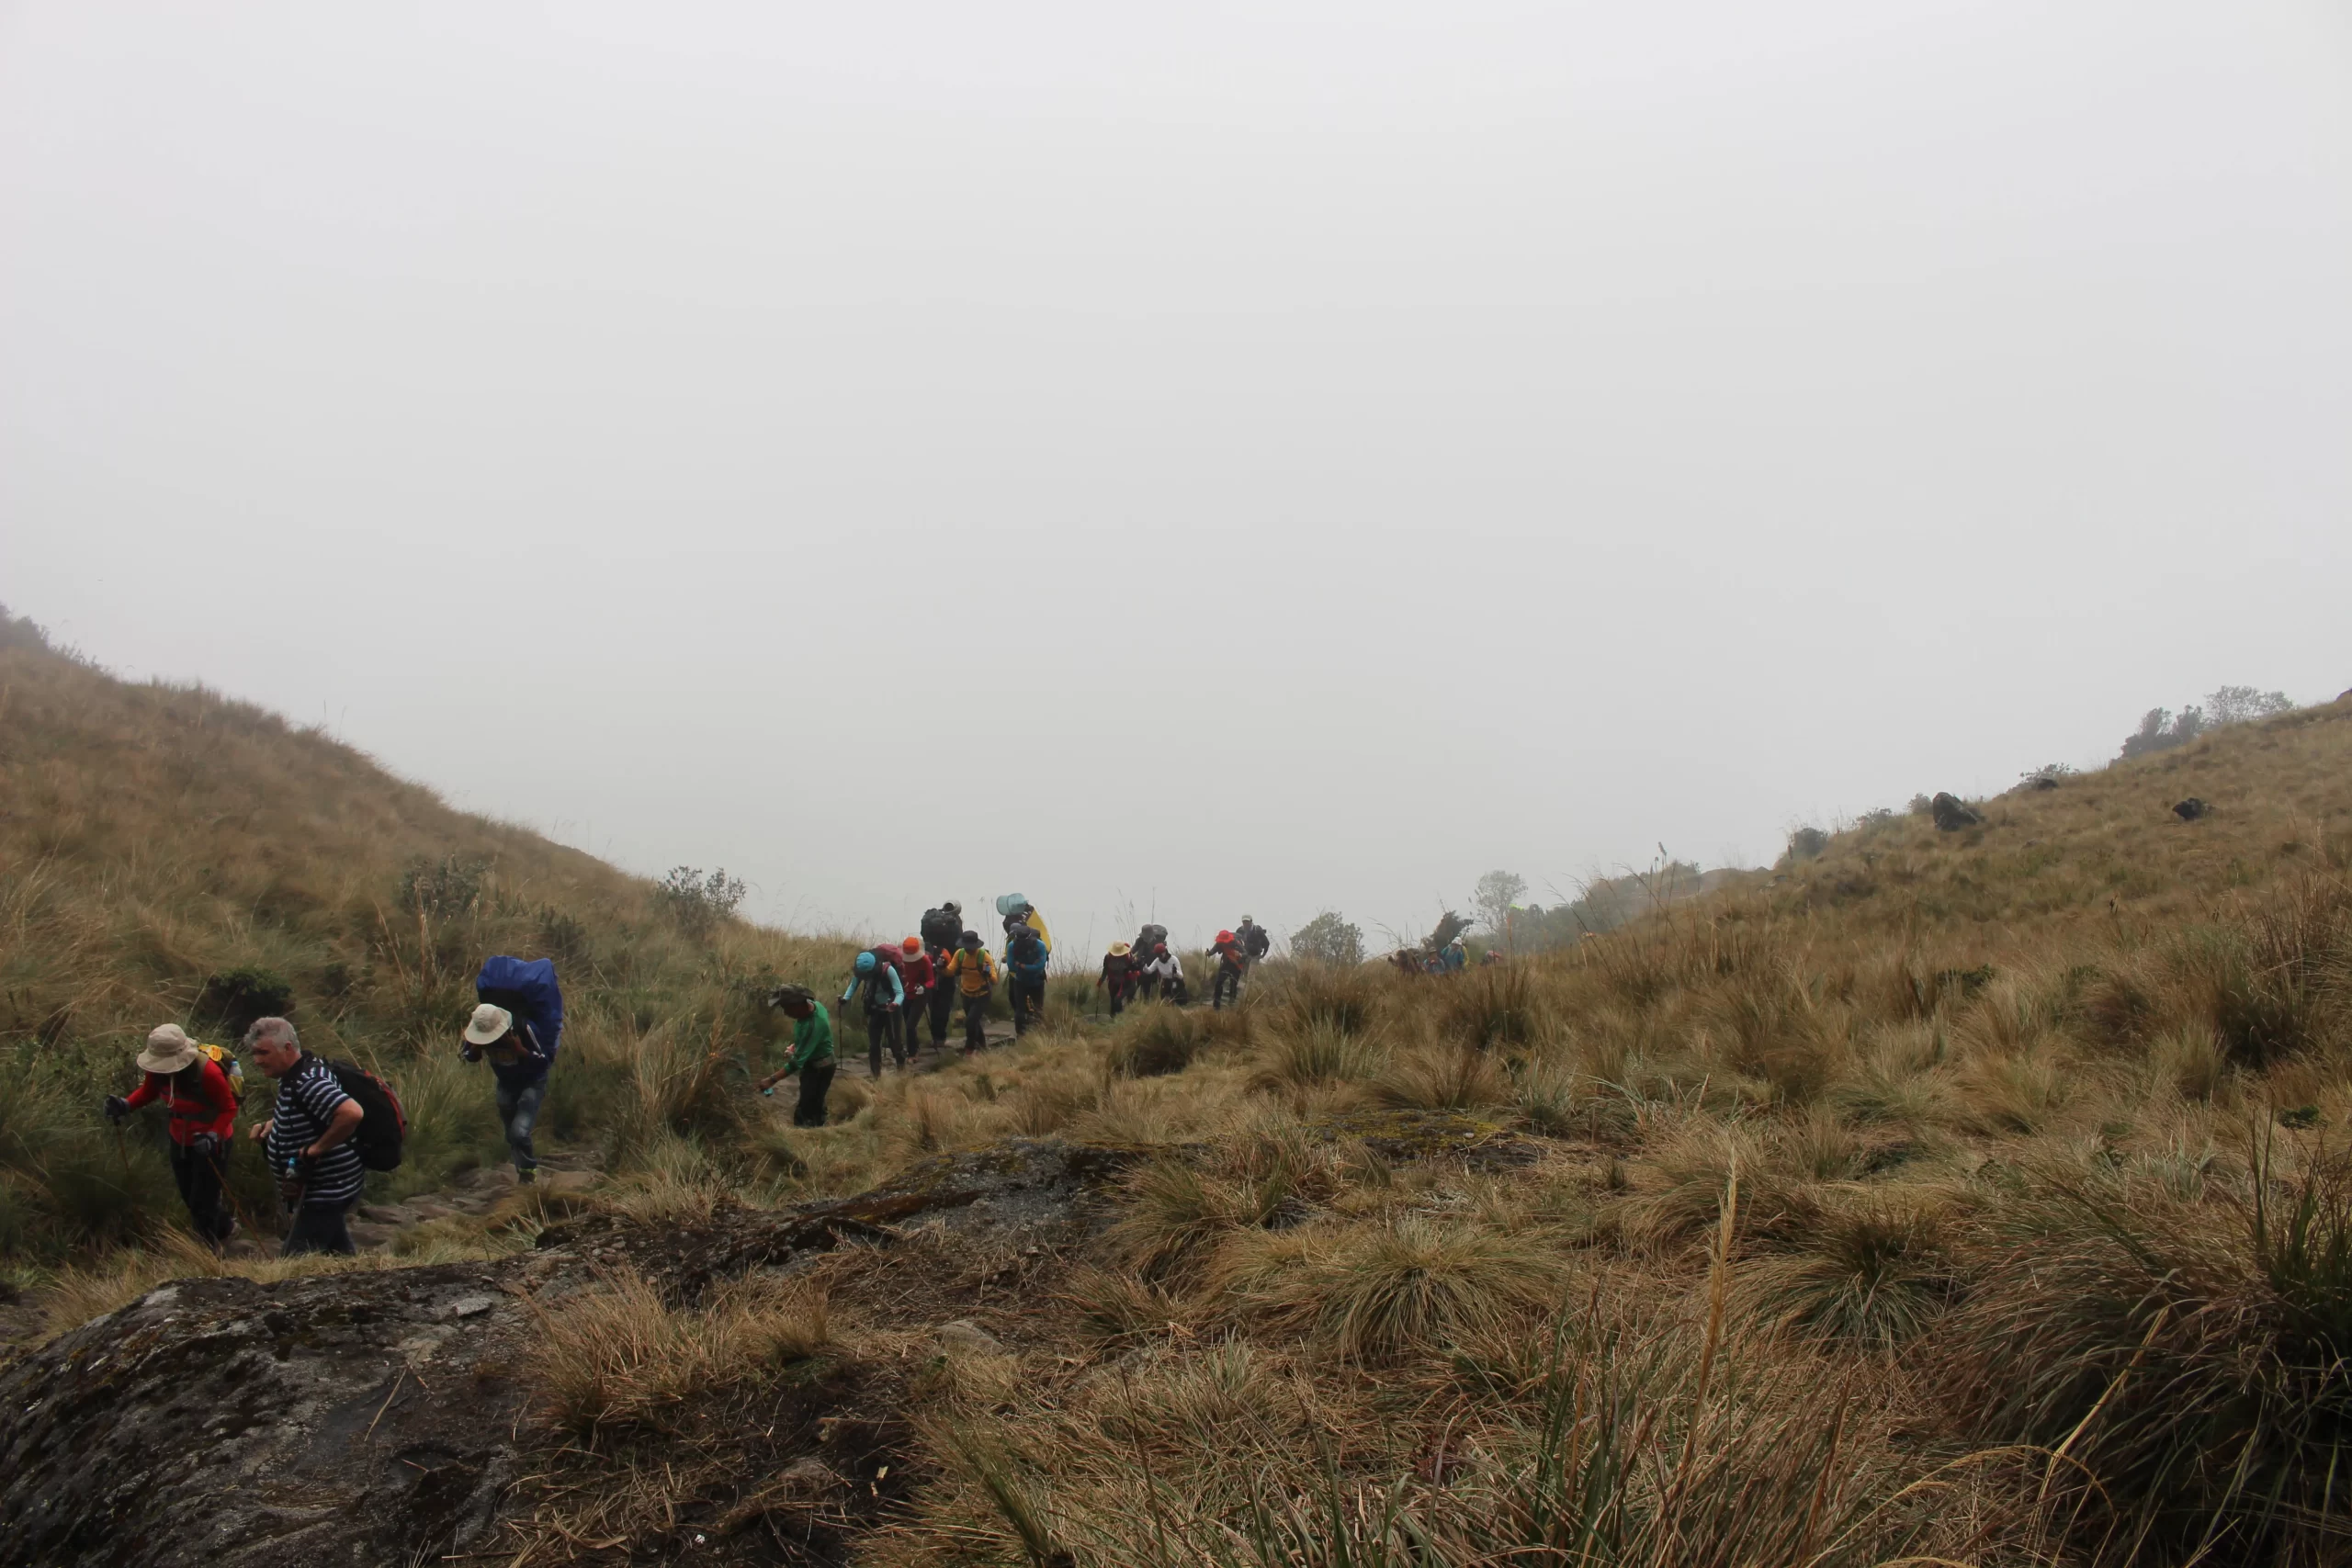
top-left (781, 1002), bottom-right (835, 1074)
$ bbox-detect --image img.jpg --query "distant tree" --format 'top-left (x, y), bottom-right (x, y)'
top-left (0, 603), bottom-right (50, 653)
top-left (658, 866), bottom-right (749, 939)
top-left (1289, 910), bottom-right (1364, 966)
top-left (2120, 705), bottom-right (2206, 761)
top-left (1783, 827), bottom-right (1830, 864)
top-left (1470, 870), bottom-right (1528, 940)
top-left (2205, 685), bottom-right (2293, 728)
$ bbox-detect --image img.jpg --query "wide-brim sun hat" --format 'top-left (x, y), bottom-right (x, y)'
top-left (1110, 942), bottom-right (1132, 956)
top-left (1216, 930), bottom-right (1235, 943)
top-left (138, 1024), bottom-right (201, 1076)
top-left (464, 1003), bottom-right (514, 1045)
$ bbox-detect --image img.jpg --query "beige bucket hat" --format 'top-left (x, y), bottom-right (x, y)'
top-left (464, 1003), bottom-right (514, 1046)
top-left (138, 1024), bottom-right (201, 1076)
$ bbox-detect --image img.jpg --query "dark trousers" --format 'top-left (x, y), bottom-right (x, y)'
top-left (866, 1007), bottom-right (905, 1076)
top-left (1212, 964), bottom-right (1243, 1010)
top-left (1106, 980), bottom-right (1128, 1020)
top-left (494, 1075), bottom-right (547, 1176)
top-left (1010, 976), bottom-right (1046, 1035)
top-left (904, 992), bottom-right (932, 1057)
top-left (794, 1060), bottom-right (835, 1128)
top-left (962, 994), bottom-right (989, 1052)
top-left (927, 984), bottom-right (954, 1047)
top-left (282, 1202), bottom-right (355, 1258)
top-left (169, 1141), bottom-right (234, 1247)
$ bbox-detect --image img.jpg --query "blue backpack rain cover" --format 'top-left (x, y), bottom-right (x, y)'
top-left (476, 955), bottom-right (565, 1068)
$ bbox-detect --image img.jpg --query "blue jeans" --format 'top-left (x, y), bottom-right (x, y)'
top-left (495, 1075), bottom-right (547, 1175)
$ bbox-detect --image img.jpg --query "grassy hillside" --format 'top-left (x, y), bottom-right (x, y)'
top-left (9, 604), bottom-right (2350, 1565)
top-left (0, 625), bottom-right (857, 1259)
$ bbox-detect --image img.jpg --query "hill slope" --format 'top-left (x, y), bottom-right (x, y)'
top-left (1, 627), bottom-right (851, 1258)
top-left (5, 615), bottom-right (2349, 1568)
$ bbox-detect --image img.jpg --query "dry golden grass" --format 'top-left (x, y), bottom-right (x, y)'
top-left (526, 1264), bottom-right (829, 1432)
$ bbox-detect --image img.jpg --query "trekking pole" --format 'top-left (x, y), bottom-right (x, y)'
top-left (207, 1148), bottom-right (261, 1247)
top-left (111, 1120), bottom-right (133, 1184)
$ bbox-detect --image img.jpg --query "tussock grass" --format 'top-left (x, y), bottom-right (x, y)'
top-left (526, 1265), bottom-right (828, 1433)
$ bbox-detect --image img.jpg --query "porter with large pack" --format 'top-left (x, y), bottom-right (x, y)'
top-left (463, 955), bottom-right (564, 1182)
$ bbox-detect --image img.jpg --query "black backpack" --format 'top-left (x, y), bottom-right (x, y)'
top-left (1241, 924), bottom-right (1271, 959)
top-left (321, 1058), bottom-right (407, 1171)
top-left (1136, 923), bottom-right (1168, 953)
top-left (921, 907), bottom-right (962, 951)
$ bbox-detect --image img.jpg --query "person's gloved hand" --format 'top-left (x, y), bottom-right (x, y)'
top-left (103, 1095), bottom-right (130, 1122)
top-left (189, 1132), bottom-right (221, 1159)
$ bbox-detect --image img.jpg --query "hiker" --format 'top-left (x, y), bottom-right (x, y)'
top-left (1237, 915), bottom-right (1272, 965)
top-left (1096, 941), bottom-right (1140, 1018)
top-left (1208, 929), bottom-right (1249, 1010)
top-left (943, 930), bottom-right (998, 1052)
top-left (918, 901), bottom-right (964, 1050)
top-left (755, 985), bottom-right (835, 1128)
top-left (997, 893), bottom-right (1053, 957)
top-left (462, 955), bottom-right (564, 1184)
top-left (243, 1018), bottom-right (365, 1258)
top-left (842, 946), bottom-right (908, 1077)
top-left (1004, 921), bottom-right (1051, 1036)
top-left (899, 936), bottom-right (937, 1058)
top-left (1142, 942), bottom-right (1187, 1004)
top-left (1440, 936), bottom-right (1469, 974)
top-left (103, 1024), bottom-right (241, 1249)
top-left (1133, 922), bottom-right (1169, 961)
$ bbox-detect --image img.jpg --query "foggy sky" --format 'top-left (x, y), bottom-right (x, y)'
top-left (4, 3), bottom-right (2347, 954)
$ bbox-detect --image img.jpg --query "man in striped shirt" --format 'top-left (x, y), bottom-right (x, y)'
top-left (243, 1017), bottom-right (365, 1257)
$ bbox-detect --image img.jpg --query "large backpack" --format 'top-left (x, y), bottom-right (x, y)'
top-left (1241, 924), bottom-right (1271, 960)
top-left (1136, 924), bottom-right (1168, 953)
top-left (920, 907), bottom-right (962, 952)
top-left (477, 956), bottom-right (566, 1066)
top-left (321, 1058), bottom-right (408, 1171)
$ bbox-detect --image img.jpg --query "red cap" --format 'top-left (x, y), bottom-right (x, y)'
top-left (902, 935), bottom-right (922, 953)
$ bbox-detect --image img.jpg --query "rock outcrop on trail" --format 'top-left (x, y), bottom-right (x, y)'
top-left (0, 1137), bottom-right (1145, 1568)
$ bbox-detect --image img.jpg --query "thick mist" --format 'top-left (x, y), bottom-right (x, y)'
top-left (4, 2), bottom-right (2347, 951)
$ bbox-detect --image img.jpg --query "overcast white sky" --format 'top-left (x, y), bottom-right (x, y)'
top-left (4, 2), bottom-right (2347, 953)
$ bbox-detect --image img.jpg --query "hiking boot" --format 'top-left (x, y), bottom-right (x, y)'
top-left (517, 1168), bottom-right (537, 1186)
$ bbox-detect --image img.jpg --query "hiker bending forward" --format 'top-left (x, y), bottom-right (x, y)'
top-left (944, 931), bottom-right (998, 1052)
top-left (463, 955), bottom-right (565, 1184)
top-left (842, 948), bottom-right (908, 1077)
top-left (1096, 942), bottom-right (1140, 1019)
top-left (105, 1023), bottom-right (241, 1249)
top-left (756, 987), bottom-right (836, 1128)
top-left (245, 1018), bottom-right (365, 1258)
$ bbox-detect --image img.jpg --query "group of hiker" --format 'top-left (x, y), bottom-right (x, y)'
top-left (105, 900), bottom-right (1279, 1255)
top-left (103, 955), bottom-right (562, 1260)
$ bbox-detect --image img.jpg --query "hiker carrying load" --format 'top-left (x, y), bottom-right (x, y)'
top-left (899, 936), bottom-right (937, 1059)
top-left (1237, 915), bottom-right (1272, 964)
top-left (1096, 942), bottom-right (1141, 1019)
top-left (1004, 922), bottom-right (1051, 1036)
top-left (1142, 942), bottom-right (1187, 1004)
top-left (842, 945), bottom-right (908, 1077)
top-left (755, 985), bottom-right (836, 1128)
top-left (1209, 929), bottom-right (1249, 1010)
top-left (997, 893), bottom-right (1053, 957)
top-left (463, 955), bottom-right (564, 1184)
top-left (918, 901), bottom-right (964, 1051)
top-left (104, 1023), bottom-right (241, 1249)
top-left (943, 931), bottom-right (998, 1053)
top-left (244, 1018), bottom-right (366, 1258)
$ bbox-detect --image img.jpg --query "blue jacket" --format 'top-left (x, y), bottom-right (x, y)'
top-left (842, 964), bottom-right (906, 1010)
top-left (1004, 935), bottom-right (1050, 984)
top-left (476, 955), bottom-right (564, 1086)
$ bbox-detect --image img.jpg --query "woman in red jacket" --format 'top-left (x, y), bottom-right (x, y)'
top-left (105, 1024), bottom-right (241, 1248)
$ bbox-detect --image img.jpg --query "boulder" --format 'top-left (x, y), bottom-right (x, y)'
top-left (936, 1319), bottom-right (1004, 1356)
top-left (1930, 793), bottom-right (1983, 831)
top-left (2174, 796), bottom-right (2209, 821)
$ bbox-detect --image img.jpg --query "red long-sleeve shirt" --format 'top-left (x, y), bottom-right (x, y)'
top-left (902, 952), bottom-right (936, 992)
top-left (123, 1058), bottom-right (238, 1145)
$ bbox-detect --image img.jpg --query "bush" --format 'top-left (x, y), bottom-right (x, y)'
top-left (655, 866), bottom-right (748, 939)
top-left (1288, 910), bottom-right (1364, 967)
top-left (1784, 827), bottom-right (1831, 863)
top-left (195, 966), bottom-right (295, 1041)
